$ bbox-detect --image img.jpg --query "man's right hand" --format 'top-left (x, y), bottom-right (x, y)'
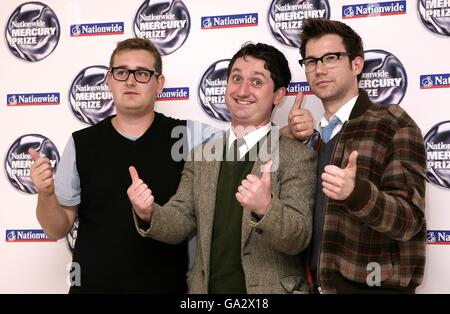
top-left (29, 148), bottom-right (55, 195)
top-left (288, 92), bottom-right (314, 141)
top-left (127, 166), bottom-right (154, 223)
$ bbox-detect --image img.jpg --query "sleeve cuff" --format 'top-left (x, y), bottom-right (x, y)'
top-left (345, 176), bottom-right (371, 212)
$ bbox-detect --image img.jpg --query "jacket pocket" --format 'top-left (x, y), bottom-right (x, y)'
top-left (280, 275), bottom-right (310, 294)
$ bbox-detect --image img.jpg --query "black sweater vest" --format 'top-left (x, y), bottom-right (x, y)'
top-left (70, 112), bottom-right (188, 293)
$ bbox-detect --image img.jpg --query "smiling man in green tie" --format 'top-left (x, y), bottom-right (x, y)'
top-left (128, 42), bottom-right (317, 294)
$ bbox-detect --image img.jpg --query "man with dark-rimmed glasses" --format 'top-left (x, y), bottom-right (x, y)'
top-left (289, 18), bottom-right (426, 294)
top-left (29, 38), bottom-right (193, 293)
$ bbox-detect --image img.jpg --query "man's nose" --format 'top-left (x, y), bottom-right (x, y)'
top-left (126, 72), bottom-right (137, 85)
top-left (314, 60), bottom-right (328, 74)
top-left (237, 81), bottom-right (250, 95)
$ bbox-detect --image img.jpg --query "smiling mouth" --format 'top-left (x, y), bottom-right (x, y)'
top-left (234, 98), bottom-right (254, 105)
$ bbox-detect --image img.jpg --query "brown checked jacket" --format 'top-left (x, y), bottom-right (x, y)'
top-left (316, 89), bottom-right (427, 293)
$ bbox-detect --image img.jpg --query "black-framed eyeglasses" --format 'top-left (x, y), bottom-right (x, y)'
top-left (299, 52), bottom-right (352, 73)
top-left (110, 67), bottom-right (160, 83)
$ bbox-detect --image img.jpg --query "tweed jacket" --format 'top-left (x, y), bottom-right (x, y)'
top-left (135, 129), bottom-right (317, 294)
top-left (316, 90), bottom-right (427, 293)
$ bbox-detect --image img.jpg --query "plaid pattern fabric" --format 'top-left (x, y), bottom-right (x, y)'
top-left (317, 90), bottom-right (427, 293)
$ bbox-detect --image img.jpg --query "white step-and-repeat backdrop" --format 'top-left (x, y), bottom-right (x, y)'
top-left (1, 0), bottom-right (449, 293)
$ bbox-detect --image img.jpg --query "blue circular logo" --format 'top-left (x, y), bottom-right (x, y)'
top-left (71, 25), bottom-right (81, 36)
top-left (69, 66), bottom-right (115, 125)
top-left (418, 0), bottom-right (450, 36)
top-left (424, 121), bottom-right (450, 189)
top-left (5, 2), bottom-right (60, 62)
top-left (198, 59), bottom-right (230, 122)
top-left (133, 0), bottom-right (191, 55)
top-left (7, 231), bottom-right (17, 241)
top-left (343, 6), bottom-right (355, 18)
top-left (360, 50), bottom-right (408, 105)
top-left (5, 134), bottom-right (60, 194)
top-left (421, 76), bottom-right (434, 88)
top-left (267, 0), bottom-right (331, 47)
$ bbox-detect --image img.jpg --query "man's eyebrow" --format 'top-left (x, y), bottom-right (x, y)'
top-left (113, 65), bottom-right (152, 71)
top-left (230, 67), bottom-right (268, 78)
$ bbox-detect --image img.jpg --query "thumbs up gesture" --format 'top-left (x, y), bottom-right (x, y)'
top-left (288, 92), bottom-right (314, 141)
top-left (236, 160), bottom-right (273, 217)
top-left (28, 148), bottom-right (54, 195)
top-left (127, 166), bottom-right (154, 223)
top-left (322, 151), bottom-right (358, 201)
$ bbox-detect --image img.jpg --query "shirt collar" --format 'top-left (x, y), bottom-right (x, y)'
top-left (319, 95), bottom-right (358, 128)
top-left (227, 122), bottom-right (271, 157)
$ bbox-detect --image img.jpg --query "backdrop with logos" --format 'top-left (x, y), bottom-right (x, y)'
top-left (1, 0), bottom-right (449, 293)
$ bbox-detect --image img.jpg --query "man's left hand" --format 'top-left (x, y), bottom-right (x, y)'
top-left (322, 151), bottom-right (358, 200)
top-left (236, 160), bottom-right (273, 217)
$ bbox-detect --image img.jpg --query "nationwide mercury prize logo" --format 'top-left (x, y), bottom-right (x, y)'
top-left (360, 49), bottom-right (407, 105)
top-left (133, 0), bottom-right (191, 55)
top-left (418, 0), bottom-right (450, 36)
top-left (424, 121), bottom-right (450, 189)
top-left (267, 0), bottom-right (330, 47)
top-left (69, 66), bottom-right (115, 125)
top-left (4, 134), bottom-right (60, 194)
top-left (5, 2), bottom-right (60, 62)
top-left (198, 59), bottom-right (230, 122)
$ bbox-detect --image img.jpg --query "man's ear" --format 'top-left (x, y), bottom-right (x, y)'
top-left (156, 74), bottom-right (165, 94)
top-left (352, 56), bottom-right (364, 77)
top-left (273, 87), bottom-right (286, 107)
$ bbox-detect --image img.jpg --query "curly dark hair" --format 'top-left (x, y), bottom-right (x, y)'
top-left (227, 42), bottom-right (291, 91)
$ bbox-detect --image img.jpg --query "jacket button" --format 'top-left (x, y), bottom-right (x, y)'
top-left (255, 228), bottom-right (263, 234)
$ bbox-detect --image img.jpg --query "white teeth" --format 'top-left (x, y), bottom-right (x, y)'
top-left (235, 99), bottom-right (252, 105)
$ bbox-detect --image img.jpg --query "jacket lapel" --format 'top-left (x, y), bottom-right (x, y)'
top-left (199, 134), bottom-right (224, 278)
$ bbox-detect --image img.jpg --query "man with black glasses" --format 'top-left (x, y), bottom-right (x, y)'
top-left (288, 18), bottom-right (426, 294)
top-left (29, 38), bottom-right (193, 293)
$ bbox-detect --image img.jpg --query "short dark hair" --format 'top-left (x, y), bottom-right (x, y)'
top-left (227, 42), bottom-right (291, 91)
top-left (300, 18), bottom-right (364, 79)
top-left (109, 37), bottom-right (162, 74)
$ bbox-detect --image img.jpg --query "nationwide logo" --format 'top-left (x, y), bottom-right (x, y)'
top-left (420, 73), bottom-right (450, 89)
top-left (6, 229), bottom-right (55, 242)
top-left (201, 13), bottom-right (258, 29)
top-left (157, 87), bottom-right (189, 101)
top-left (7, 93), bottom-right (60, 106)
top-left (427, 230), bottom-right (450, 245)
top-left (286, 82), bottom-right (313, 96)
top-left (342, 1), bottom-right (406, 19)
top-left (70, 22), bottom-right (124, 37)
